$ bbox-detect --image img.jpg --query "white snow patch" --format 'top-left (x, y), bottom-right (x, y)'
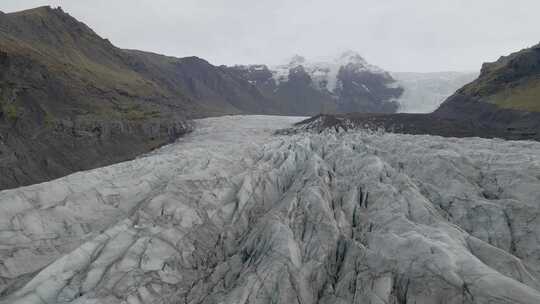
top-left (270, 51), bottom-right (391, 92)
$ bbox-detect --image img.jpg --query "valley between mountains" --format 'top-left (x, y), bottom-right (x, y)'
top-left (2, 115), bottom-right (540, 304)
top-left (0, 6), bottom-right (477, 190)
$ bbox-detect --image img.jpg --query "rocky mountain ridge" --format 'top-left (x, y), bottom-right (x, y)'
top-left (0, 6), bottom-right (279, 189)
top-left (227, 52), bottom-right (404, 115)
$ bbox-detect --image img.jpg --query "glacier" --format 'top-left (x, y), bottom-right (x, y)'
top-left (1, 115), bottom-right (540, 304)
top-left (393, 72), bottom-right (478, 113)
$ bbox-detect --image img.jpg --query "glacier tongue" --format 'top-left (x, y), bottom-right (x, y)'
top-left (2, 115), bottom-right (540, 304)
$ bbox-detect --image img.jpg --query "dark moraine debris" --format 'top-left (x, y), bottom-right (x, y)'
top-left (292, 113), bottom-right (540, 141)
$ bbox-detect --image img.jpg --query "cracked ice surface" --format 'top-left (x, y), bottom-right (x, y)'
top-left (1, 115), bottom-right (540, 304)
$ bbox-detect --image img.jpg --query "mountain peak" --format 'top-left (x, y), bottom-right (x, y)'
top-left (2, 5), bottom-right (107, 59)
top-left (336, 50), bottom-right (367, 65)
top-left (288, 54), bottom-right (307, 66)
top-left (10, 5), bottom-right (62, 16)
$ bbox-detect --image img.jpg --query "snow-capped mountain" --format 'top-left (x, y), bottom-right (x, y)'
top-left (228, 52), bottom-right (477, 115)
top-left (227, 51), bottom-right (403, 115)
top-left (270, 52), bottom-right (389, 92)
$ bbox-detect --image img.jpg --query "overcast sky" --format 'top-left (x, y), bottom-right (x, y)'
top-left (3, 0), bottom-right (540, 72)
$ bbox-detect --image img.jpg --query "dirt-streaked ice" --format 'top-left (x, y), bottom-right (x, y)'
top-left (1, 115), bottom-right (540, 304)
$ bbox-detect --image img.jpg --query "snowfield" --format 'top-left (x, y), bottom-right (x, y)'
top-left (2, 115), bottom-right (540, 304)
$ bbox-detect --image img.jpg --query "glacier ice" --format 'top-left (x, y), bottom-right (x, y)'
top-left (392, 71), bottom-right (478, 113)
top-left (1, 115), bottom-right (540, 303)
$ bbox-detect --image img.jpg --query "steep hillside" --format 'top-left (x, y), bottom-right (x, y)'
top-left (227, 52), bottom-right (404, 115)
top-left (121, 50), bottom-right (277, 116)
top-left (435, 43), bottom-right (540, 135)
top-left (0, 6), bottom-right (275, 189)
top-left (451, 43), bottom-right (540, 112)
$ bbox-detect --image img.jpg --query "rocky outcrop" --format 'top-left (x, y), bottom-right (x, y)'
top-left (2, 115), bottom-right (540, 303)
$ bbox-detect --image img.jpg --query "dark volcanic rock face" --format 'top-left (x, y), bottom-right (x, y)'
top-left (227, 52), bottom-right (403, 115)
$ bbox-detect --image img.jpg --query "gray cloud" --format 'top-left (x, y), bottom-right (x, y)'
top-left (2, 0), bottom-right (540, 72)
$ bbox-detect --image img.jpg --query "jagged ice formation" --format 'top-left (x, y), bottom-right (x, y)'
top-left (1, 115), bottom-right (540, 303)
